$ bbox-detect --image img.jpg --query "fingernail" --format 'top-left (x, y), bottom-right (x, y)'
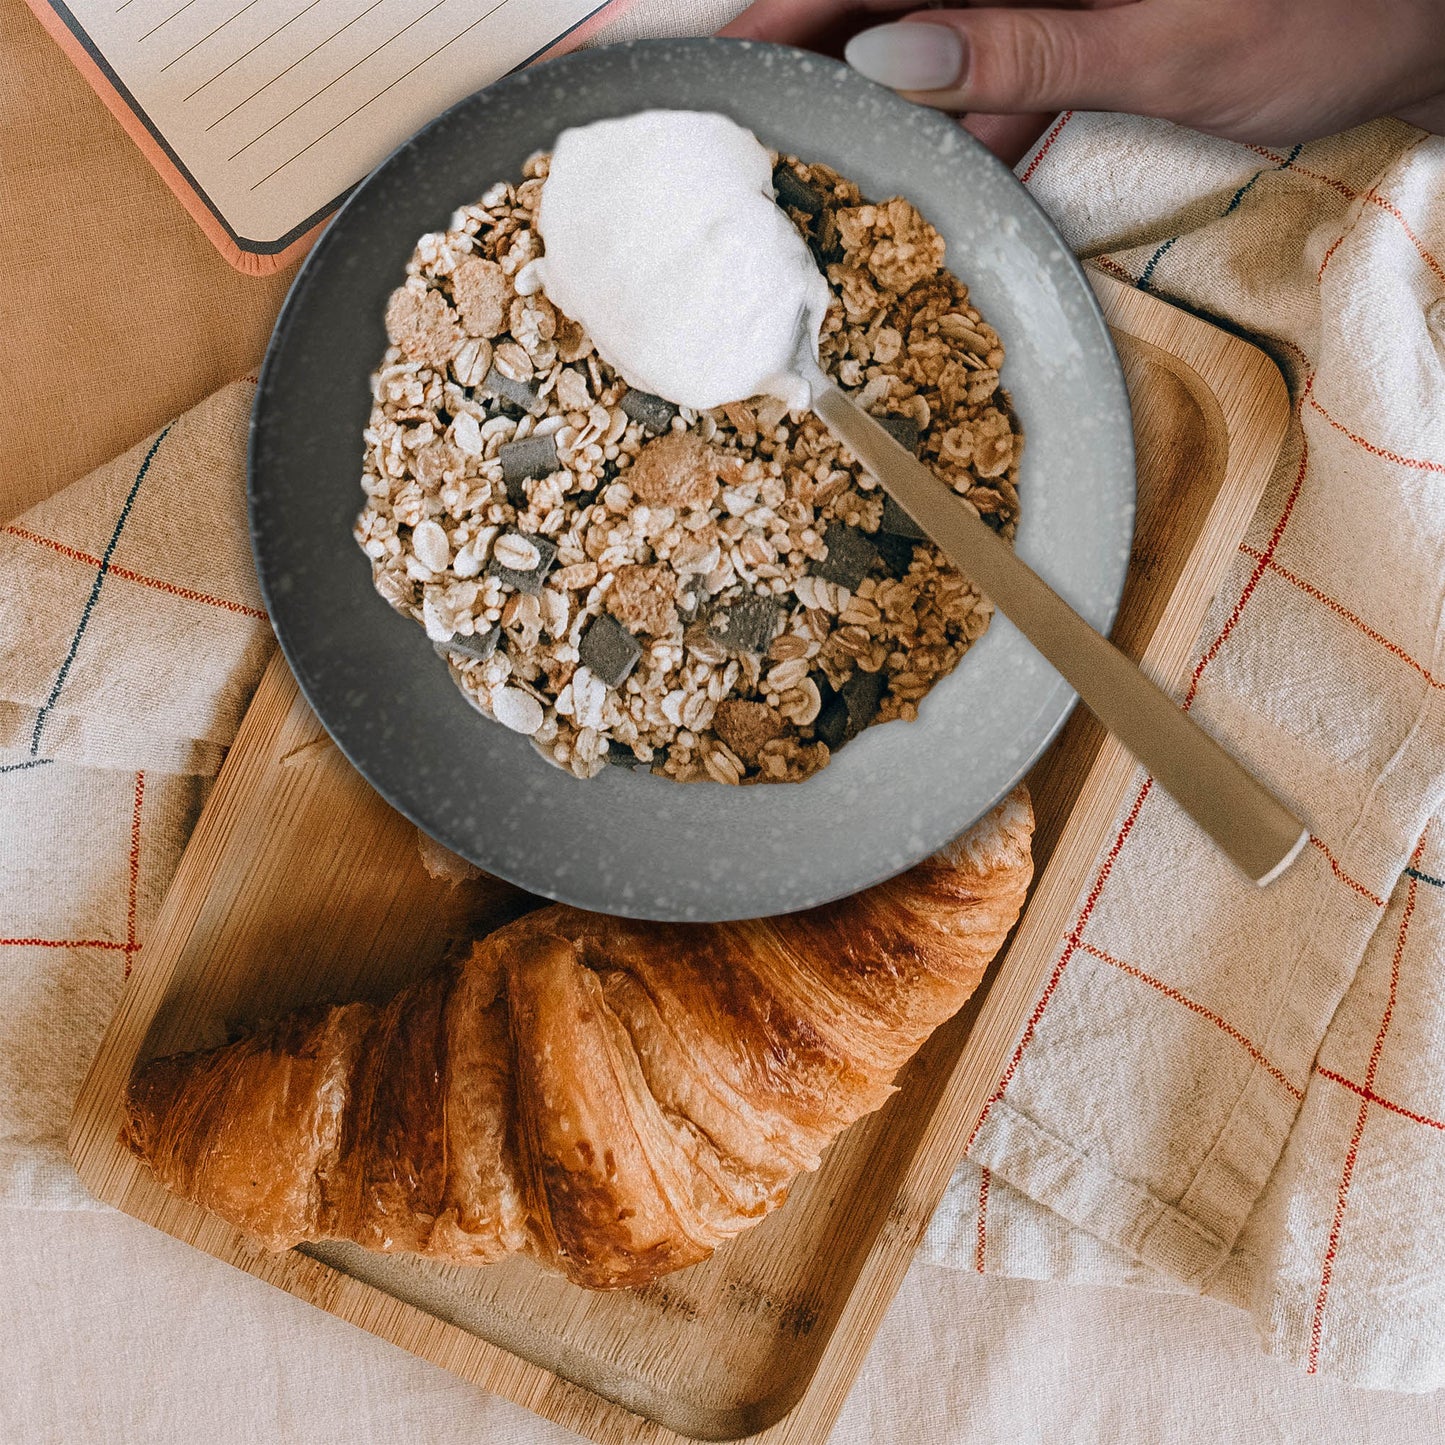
top-left (844, 22), bottom-right (965, 92)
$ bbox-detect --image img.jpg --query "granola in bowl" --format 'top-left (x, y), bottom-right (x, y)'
top-left (354, 152), bottom-right (1023, 784)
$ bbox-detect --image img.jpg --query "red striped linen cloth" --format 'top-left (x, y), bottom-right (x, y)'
top-left (0, 382), bottom-right (272, 1206)
top-left (922, 114), bottom-right (1445, 1392)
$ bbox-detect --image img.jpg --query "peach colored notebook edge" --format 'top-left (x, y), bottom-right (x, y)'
top-left (22, 0), bottom-right (639, 277)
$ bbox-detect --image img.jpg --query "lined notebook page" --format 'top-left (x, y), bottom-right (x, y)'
top-left (65, 0), bottom-right (614, 247)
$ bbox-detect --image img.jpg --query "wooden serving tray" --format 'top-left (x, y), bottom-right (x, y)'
top-left (69, 271), bottom-right (1289, 1444)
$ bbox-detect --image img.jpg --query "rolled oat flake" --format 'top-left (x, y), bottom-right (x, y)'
top-left (492, 687), bottom-right (544, 735)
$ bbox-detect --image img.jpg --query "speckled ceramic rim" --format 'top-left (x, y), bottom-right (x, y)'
top-left (249, 38), bottom-right (1136, 922)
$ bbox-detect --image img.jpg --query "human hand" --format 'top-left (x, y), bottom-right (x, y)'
top-left (721, 0), bottom-right (1445, 154)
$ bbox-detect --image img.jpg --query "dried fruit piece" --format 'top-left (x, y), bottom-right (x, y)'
top-left (554, 316), bottom-right (590, 363)
top-left (578, 613), bottom-right (643, 687)
top-left (809, 209), bottom-right (843, 270)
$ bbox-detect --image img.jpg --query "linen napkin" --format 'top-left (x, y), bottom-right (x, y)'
top-left (2, 115), bottom-right (1442, 1393)
top-left (0, 381), bottom-right (273, 1206)
top-left (920, 115), bottom-right (1445, 1393)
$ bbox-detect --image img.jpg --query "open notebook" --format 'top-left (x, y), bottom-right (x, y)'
top-left (25, 0), bottom-right (627, 272)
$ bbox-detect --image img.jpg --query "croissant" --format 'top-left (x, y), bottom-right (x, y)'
top-left (123, 786), bottom-right (1032, 1289)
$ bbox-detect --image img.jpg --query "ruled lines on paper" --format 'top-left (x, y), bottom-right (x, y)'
top-left (64, 0), bottom-right (610, 244)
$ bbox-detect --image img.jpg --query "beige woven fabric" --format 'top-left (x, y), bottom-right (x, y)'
top-left (922, 114), bottom-right (1445, 1393)
top-left (0, 382), bottom-right (272, 1206)
top-left (10, 1209), bottom-right (1445, 1445)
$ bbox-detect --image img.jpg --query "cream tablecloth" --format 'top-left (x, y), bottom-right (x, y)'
top-left (6, 0), bottom-right (1445, 1439)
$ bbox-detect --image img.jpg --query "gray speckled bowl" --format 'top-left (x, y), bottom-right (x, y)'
top-left (249, 38), bottom-right (1135, 921)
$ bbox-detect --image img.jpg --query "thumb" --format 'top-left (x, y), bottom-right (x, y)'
top-left (845, 7), bottom-right (1169, 116)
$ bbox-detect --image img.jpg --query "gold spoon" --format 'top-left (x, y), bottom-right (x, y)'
top-left (803, 368), bottom-right (1309, 886)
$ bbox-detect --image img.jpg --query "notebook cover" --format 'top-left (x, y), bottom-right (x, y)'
top-left (23, 0), bottom-right (636, 276)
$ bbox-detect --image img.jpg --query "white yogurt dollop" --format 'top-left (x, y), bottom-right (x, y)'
top-left (536, 110), bottom-right (831, 413)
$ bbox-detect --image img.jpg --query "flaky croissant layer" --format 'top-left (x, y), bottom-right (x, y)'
top-left (124, 787), bottom-right (1033, 1289)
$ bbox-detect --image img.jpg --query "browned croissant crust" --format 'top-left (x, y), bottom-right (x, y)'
top-left (123, 787), bottom-right (1032, 1288)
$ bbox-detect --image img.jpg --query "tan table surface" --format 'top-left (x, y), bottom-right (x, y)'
top-left (0, 0), bottom-right (297, 519)
top-left (7, 2), bottom-right (1445, 1439)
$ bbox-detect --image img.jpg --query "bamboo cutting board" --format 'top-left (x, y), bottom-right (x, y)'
top-left (69, 271), bottom-right (1290, 1445)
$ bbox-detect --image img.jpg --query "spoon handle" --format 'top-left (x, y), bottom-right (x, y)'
top-left (812, 383), bottom-right (1309, 886)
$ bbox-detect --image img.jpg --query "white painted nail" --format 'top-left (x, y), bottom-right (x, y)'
top-left (844, 22), bottom-right (965, 92)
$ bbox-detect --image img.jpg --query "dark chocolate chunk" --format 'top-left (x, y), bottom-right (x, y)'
top-left (434, 627), bottom-right (499, 662)
top-left (815, 693), bottom-right (850, 751)
top-left (772, 164), bottom-right (827, 216)
top-left (812, 521), bottom-right (878, 592)
top-left (481, 365), bottom-right (546, 416)
top-left (808, 209), bottom-right (844, 270)
top-left (876, 413), bottom-right (922, 454)
top-left (871, 529), bottom-right (916, 580)
top-left (704, 593), bottom-right (781, 656)
top-left (620, 388), bottom-right (678, 434)
top-left (499, 434), bottom-right (559, 506)
top-left (880, 492), bottom-right (928, 541)
top-left (578, 613), bottom-right (643, 687)
top-left (815, 669), bottom-right (887, 750)
top-left (984, 511), bottom-right (1007, 533)
top-left (810, 670), bottom-right (839, 710)
top-left (606, 740), bottom-right (649, 770)
top-left (873, 418), bottom-right (928, 542)
top-left (812, 667), bottom-right (846, 749)
top-left (487, 532), bottom-right (557, 595)
top-left (841, 668), bottom-right (886, 732)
